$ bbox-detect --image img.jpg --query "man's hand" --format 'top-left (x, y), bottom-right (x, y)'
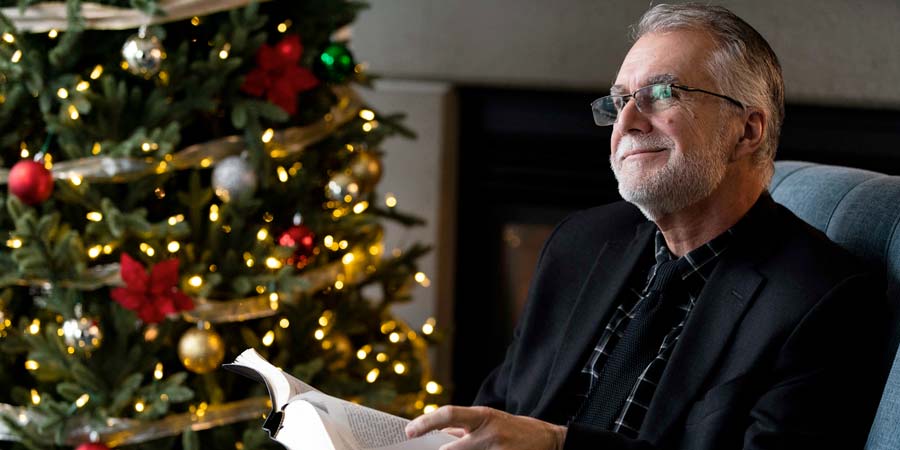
top-left (405, 405), bottom-right (567, 450)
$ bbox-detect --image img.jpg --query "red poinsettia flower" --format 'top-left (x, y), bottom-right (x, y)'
top-left (241, 34), bottom-right (319, 115)
top-left (111, 253), bottom-right (195, 323)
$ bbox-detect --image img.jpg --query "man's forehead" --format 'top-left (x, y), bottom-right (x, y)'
top-left (610, 73), bottom-right (679, 94)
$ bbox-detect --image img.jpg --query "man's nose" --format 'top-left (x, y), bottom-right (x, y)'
top-left (615, 97), bottom-right (652, 134)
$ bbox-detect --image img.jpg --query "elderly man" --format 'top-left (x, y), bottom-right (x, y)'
top-left (406, 3), bottom-right (886, 450)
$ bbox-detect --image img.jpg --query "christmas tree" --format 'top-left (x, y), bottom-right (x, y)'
top-left (0, 1), bottom-right (444, 449)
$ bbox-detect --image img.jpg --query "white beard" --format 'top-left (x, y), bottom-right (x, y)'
top-left (610, 131), bottom-right (729, 221)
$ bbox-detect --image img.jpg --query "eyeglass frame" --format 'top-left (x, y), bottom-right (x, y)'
top-left (590, 83), bottom-right (745, 127)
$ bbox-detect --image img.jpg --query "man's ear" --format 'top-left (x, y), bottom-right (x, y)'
top-left (732, 108), bottom-right (766, 161)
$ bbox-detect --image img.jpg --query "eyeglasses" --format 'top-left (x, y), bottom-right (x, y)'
top-left (590, 83), bottom-right (745, 126)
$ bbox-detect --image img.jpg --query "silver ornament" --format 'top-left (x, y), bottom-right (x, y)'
top-left (62, 317), bottom-right (103, 351)
top-left (122, 27), bottom-right (165, 77)
top-left (325, 172), bottom-right (361, 203)
top-left (212, 155), bottom-right (258, 202)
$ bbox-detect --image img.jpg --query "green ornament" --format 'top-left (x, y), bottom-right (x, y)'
top-left (315, 42), bottom-right (356, 83)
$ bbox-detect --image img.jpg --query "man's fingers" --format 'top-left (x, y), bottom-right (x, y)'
top-left (406, 406), bottom-right (489, 438)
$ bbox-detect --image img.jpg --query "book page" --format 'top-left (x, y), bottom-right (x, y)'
top-left (297, 391), bottom-right (456, 450)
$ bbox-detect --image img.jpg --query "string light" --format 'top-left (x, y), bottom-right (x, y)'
top-left (425, 381), bottom-right (443, 394)
top-left (57, 88), bottom-right (69, 99)
top-left (68, 105), bottom-right (79, 120)
top-left (422, 318), bottom-right (436, 335)
top-left (353, 201), bottom-right (369, 214)
top-left (318, 312), bottom-right (331, 327)
top-left (70, 175), bottom-right (83, 186)
top-left (385, 193), bottom-right (398, 208)
top-left (389, 332), bottom-right (401, 343)
top-left (279, 318), bottom-right (290, 329)
top-left (168, 214), bottom-right (184, 225)
top-left (90, 65), bottom-right (103, 79)
top-left (154, 362), bottom-right (164, 380)
top-left (209, 204), bottom-right (219, 222)
top-left (277, 20), bottom-right (291, 33)
top-left (324, 235), bottom-right (334, 247)
top-left (424, 404), bottom-right (438, 414)
top-left (200, 158), bottom-right (212, 168)
top-left (134, 400), bottom-right (145, 412)
top-left (103, 245), bottom-right (114, 254)
top-left (75, 394), bottom-right (90, 408)
top-left (28, 319), bottom-right (40, 334)
top-left (261, 128), bottom-right (274, 143)
top-left (87, 245), bottom-right (102, 259)
top-left (339, 240), bottom-right (349, 250)
top-left (188, 276), bottom-right (203, 287)
top-left (265, 257), bottom-right (282, 269)
top-left (30, 389), bottom-right (40, 405)
top-left (342, 253), bottom-right (355, 265)
top-left (48, 29), bottom-right (58, 39)
top-left (167, 241), bottom-right (180, 252)
top-left (76, 81), bottom-right (90, 92)
top-left (218, 43), bottom-right (231, 59)
top-left (334, 280), bottom-right (344, 290)
top-left (314, 329), bottom-right (325, 340)
top-left (359, 109), bottom-right (376, 121)
top-left (91, 142), bottom-right (102, 154)
top-left (10, 50), bottom-right (21, 63)
top-left (277, 166), bottom-right (289, 182)
top-left (2, 33), bottom-right (14, 43)
top-left (357, 345), bottom-right (370, 360)
top-left (380, 321), bottom-right (397, 334)
top-left (191, 16), bottom-right (201, 26)
top-left (393, 362), bottom-right (406, 374)
top-left (366, 368), bottom-right (380, 383)
top-left (25, 360), bottom-right (39, 370)
top-left (86, 212), bottom-right (103, 222)
top-left (262, 330), bottom-right (275, 347)
top-left (6, 238), bottom-right (22, 249)
top-left (257, 228), bottom-right (269, 241)
top-left (269, 292), bottom-right (279, 310)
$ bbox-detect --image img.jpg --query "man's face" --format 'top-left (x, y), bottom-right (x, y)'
top-left (609, 30), bottom-right (736, 220)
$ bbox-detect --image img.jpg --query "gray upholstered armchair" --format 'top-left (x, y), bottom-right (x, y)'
top-left (770, 161), bottom-right (900, 449)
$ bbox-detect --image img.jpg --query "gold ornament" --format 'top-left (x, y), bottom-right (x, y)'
top-left (178, 326), bottom-right (225, 374)
top-left (350, 151), bottom-right (383, 189)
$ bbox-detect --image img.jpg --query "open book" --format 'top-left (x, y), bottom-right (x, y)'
top-left (223, 348), bottom-right (457, 450)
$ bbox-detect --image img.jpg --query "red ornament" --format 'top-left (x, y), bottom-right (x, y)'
top-left (241, 34), bottom-right (319, 115)
top-left (278, 225), bottom-right (316, 266)
top-left (110, 253), bottom-right (195, 324)
top-left (76, 444), bottom-right (109, 450)
top-left (8, 159), bottom-right (54, 205)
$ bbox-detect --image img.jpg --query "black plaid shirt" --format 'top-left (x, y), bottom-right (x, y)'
top-left (571, 227), bottom-right (735, 437)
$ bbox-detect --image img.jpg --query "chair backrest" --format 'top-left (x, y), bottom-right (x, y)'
top-left (770, 161), bottom-right (900, 450)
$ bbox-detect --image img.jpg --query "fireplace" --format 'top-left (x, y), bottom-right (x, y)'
top-left (451, 85), bottom-right (900, 404)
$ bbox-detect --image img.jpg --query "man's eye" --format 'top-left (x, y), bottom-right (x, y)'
top-left (650, 85), bottom-right (672, 100)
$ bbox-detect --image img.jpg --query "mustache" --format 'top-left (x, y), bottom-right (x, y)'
top-left (614, 134), bottom-right (675, 159)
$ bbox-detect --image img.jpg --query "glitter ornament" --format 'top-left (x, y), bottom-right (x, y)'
top-left (178, 326), bottom-right (225, 374)
top-left (76, 443), bottom-right (109, 450)
top-left (8, 159), bottom-right (54, 205)
top-left (350, 151), bottom-right (383, 189)
top-left (325, 172), bottom-right (360, 203)
top-left (121, 26), bottom-right (165, 77)
top-left (277, 224), bottom-right (315, 266)
top-left (62, 317), bottom-right (103, 351)
top-left (212, 155), bottom-right (257, 202)
top-left (314, 42), bottom-right (356, 83)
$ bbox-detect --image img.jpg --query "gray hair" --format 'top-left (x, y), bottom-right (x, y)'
top-left (632, 3), bottom-right (784, 185)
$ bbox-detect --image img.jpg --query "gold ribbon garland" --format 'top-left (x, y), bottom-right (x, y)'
top-left (1, 0), bottom-right (272, 33)
top-left (0, 86), bottom-right (362, 184)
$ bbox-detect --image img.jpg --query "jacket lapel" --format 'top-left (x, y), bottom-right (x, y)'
top-left (533, 221), bottom-right (656, 419)
top-left (641, 196), bottom-right (780, 442)
top-left (640, 254), bottom-right (764, 441)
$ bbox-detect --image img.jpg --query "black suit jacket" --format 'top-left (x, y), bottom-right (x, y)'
top-left (474, 196), bottom-right (888, 449)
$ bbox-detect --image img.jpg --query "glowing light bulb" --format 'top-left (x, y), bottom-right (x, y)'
top-left (366, 368), bottom-right (380, 383)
